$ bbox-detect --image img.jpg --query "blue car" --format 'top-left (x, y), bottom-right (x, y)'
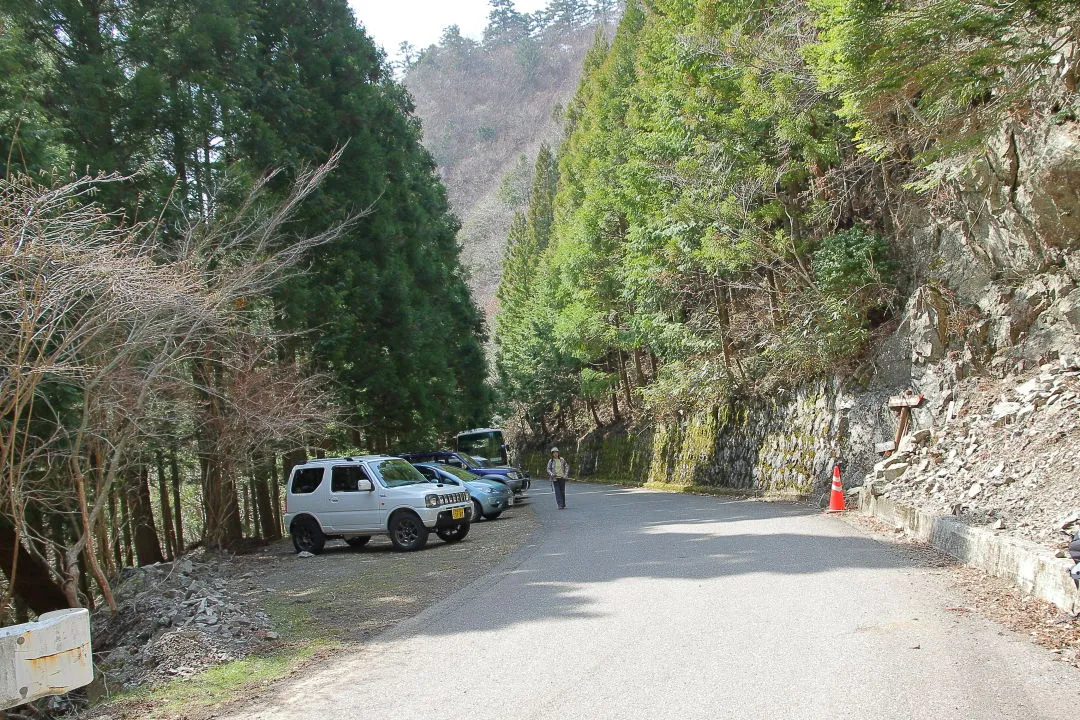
top-left (411, 462), bottom-right (514, 521)
top-left (399, 451), bottom-right (530, 495)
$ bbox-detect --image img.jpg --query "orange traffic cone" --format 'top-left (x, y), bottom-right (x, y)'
top-left (826, 465), bottom-right (845, 513)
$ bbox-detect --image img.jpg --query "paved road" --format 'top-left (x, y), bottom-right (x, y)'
top-left (227, 484), bottom-right (1079, 720)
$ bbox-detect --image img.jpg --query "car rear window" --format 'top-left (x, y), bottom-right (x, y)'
top-left (291, 467), bottom-right (324, 494)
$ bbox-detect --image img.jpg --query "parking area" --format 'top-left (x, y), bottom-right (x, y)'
top-left (236, 503), bottom-right (539, 644)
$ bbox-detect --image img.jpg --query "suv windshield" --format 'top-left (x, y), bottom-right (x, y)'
top-left (437, 464), bottom-right (480, 483)
top-left (371, 459), bottom-right (428, 487)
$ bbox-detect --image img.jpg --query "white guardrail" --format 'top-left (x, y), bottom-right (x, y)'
top-left (0, 608), bottom-right (93, 710)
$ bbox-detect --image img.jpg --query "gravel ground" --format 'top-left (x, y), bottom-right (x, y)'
top-left (95, 504), bottom-right (538, 719)
top-left (231, 505), bottom-right (540, 643)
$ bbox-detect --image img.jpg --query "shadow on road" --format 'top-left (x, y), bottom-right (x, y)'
top-left (405, 483), bottom-right (938, 637)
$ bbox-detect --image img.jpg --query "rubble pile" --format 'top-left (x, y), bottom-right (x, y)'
top-left (92, 551), bottom-right (277, 689)
top-left (863, 361), bottom-right (1080, 549)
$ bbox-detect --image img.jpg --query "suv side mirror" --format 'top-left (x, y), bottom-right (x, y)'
top-left (356, 478), bottom-right (373, 492)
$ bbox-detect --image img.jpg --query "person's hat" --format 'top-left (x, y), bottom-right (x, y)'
top-left (550, 447), bottom-right (559, 453)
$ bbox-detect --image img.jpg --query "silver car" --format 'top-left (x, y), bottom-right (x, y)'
top-left (412, 462), bottom-right (514, 521)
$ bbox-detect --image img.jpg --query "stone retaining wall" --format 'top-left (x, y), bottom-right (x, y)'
top-left (520, 379), bottom-right (880, 496)
top-left (858, 489), bottom-right (1080, 613)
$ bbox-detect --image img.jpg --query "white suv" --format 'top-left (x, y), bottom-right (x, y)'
top-left (284, 456), bottom-right (473, 553)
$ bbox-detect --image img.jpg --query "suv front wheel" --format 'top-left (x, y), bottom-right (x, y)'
top-left (291, 517), bottom-right (326, 554)
top-left (389, 512), bottom-right (429, 551)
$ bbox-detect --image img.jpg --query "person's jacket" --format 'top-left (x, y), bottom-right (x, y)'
top-left (547, 457), bottom-right (569, 479)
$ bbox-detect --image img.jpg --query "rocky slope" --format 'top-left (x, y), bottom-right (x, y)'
top-left (867, 361), bottom-right (1080, 551)
top-left (91, 551), bottom-right (277, 690)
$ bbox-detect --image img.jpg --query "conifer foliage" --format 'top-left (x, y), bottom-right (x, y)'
top-left (494, 0), bottom-right (1073, 435)
top-left (0, 0), bottom-right (490, 613)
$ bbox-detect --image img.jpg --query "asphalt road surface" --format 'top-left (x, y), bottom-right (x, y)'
top-left (226, 484), bottom-right (1080, 720)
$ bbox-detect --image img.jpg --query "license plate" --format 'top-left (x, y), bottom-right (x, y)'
top-left (452, 507), bottom-right (465, 520)
top-left (507, 496), bottom-right (514, 506)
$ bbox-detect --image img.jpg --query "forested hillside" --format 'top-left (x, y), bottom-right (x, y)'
top-left (404, 0), bottom-right (617, 314)
top-left (0, 0), bottom-right (488, 615)
top-left (494, 0), bottom-right (1079, 440)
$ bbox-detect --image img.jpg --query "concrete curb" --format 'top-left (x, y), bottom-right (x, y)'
top-left (857, 488), bottom-right (1080, 613)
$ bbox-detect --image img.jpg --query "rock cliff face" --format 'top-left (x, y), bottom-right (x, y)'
top-left (520, 114), bottom-right (1080, 533)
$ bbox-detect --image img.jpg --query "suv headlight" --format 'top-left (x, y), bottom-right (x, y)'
top-left (425, 494), bottom-right (439, 508)
top-left (485, 487), bottom-right (500, 494)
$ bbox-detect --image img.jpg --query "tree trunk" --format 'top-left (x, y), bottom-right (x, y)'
top-left (96, 503), bottom-right (115, 582)
top-left (155, 451), bottom-right (176, 559)
top-left (170, 448), bottom-right (184, 553)
top-left (271, 456), bottom-right (283, 535)
top-left (607, 356), bottom-right (621, 421)
top-left (250, 477), bottom-right (262, 540)
top-left (201, 454), bottom-right (243, 550)
top-left (713, 284), bottom-right (735, 380)
top-left (77, 551), bottom-right (94, 610)
top-left (633, 348), bottom-right (646, 384)
top-left (280, 451), bottom-right (305, 535)
top-left (0, 521), bottom-right (69, 614)
top-left (618, 350), bottom-right (633, 418)
top-left (119, 490), bottom-right (133, 567)
top-left (196, 359), bottom-right (243, 550)
top-left (242, 478), bottom-right (252, 537)
top-left (109, 490), bottom-right (121, 569)
top-left (586, 397), bottom-right (602, 427)
top-left (255, 457), bottom-right (281, 541)
top-left (128, 463), bottom-right (165, 566)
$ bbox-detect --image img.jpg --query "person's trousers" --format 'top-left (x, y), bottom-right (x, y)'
top-left (552, 478), bottom-right (566, 508)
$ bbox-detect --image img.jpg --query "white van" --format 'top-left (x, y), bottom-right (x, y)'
top-left (283, 456), bottom-right (472, 553)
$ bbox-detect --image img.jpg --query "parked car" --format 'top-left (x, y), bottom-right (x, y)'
top-left (283, 456), bottom-right (472, 554)
top-left (412, 462), bottom-right (513, 521)
top-left (398, 451), bottom-right (531, 495)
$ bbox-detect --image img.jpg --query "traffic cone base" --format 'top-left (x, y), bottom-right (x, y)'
top-left (825, 465), bottom-right (845, 513)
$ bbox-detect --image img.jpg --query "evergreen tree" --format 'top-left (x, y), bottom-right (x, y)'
top-left (231, 0), bottom-right (490, 447)
top-left (484, 0), bottom-right (532, 46)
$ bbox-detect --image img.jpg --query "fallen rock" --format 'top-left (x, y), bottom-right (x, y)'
top-left (991, 401), bottom-right (1022, 424)
top-left (883, 463), bottom-right (909, 482)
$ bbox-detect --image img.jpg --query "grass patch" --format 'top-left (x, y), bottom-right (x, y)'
top-left (261, 593), bottom-right (321, 640)
top-left (109, 640), bottom-right (332, 719)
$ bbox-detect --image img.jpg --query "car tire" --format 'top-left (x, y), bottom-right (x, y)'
top-left (436, 522), bottom-right (470, 543)
top-left (345, 536), bottom-right (371, 548)
top-left (291, 517), bottom-right (325, 554)
top-left (472, 499), bottom-right (484, 522)
top-left (483, 511), bottom-right (502, 521)
top-left (389, 512), bottom-right (429, 551)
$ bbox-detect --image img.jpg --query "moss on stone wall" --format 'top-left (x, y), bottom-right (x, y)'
top-left (517, 378), bottom-right (852, 496)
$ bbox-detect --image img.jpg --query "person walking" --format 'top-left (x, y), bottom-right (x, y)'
top-left (547, 447), bottom-right (569, 509)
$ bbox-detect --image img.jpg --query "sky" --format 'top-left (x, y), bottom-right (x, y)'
top-left (349, 0), bottom-right (550, 57)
